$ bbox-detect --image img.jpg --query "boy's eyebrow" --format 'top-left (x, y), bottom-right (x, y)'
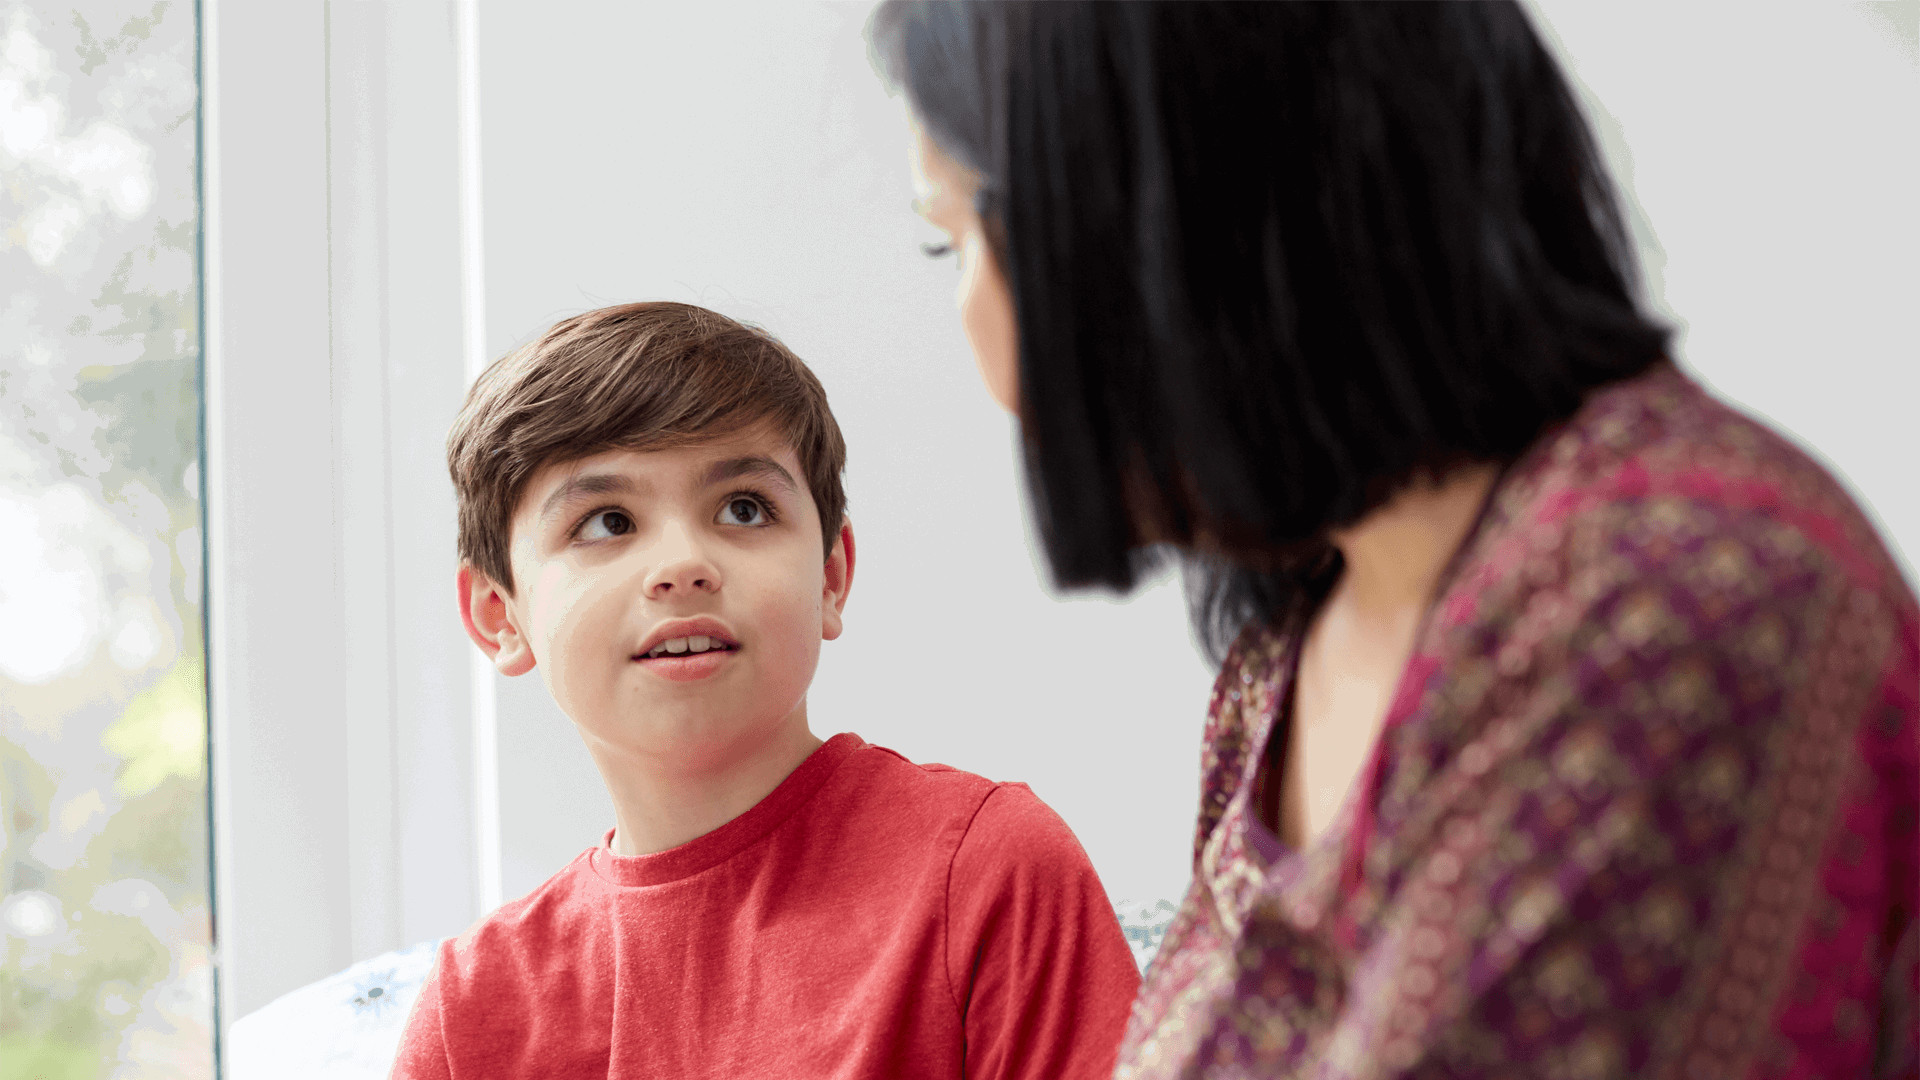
top-left (704, 455), bottom-right (799, 496)
top-left (538, 471), bottom-right (639, 523)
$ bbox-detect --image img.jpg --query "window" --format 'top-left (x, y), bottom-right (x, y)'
top-left (1, 4), bottom-right (213, 1075)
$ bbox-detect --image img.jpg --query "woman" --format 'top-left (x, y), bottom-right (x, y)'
top-left (872, 3), bottom-right (1917, 1077)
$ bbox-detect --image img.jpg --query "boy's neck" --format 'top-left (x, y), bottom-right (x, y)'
top-left (586, 709), bottom-right (826, 858)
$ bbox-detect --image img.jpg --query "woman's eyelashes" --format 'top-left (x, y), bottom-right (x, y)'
top-left (717, 491), bottom-right (778, 528)
top-left (920, 240), bottom-right (954, 260)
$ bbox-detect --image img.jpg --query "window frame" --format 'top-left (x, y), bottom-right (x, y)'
top-left (202, 0), bottom-right (500, 1030)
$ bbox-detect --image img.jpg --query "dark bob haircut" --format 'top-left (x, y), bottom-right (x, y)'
top-left (870, 1), bottom-right (1670, 658)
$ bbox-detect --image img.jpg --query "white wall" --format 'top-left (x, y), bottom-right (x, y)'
top-left (1530, 0), bottom-right (1918, 580)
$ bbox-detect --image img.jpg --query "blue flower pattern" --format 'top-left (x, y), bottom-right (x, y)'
top-left (1114, 898), bottom-right (1180, 973)
top-left (349, 968), bottom-right (403, 1020)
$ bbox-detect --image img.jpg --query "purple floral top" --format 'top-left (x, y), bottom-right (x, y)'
top-left (1115, 365), bottom-right (1918, 1079)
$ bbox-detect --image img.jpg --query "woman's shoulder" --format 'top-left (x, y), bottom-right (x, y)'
top-left (1487, 363), bottom-right (1911, 611)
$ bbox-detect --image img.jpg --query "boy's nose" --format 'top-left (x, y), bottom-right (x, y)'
top-left (649, 572), bottom-right (714, 595)
top-left (642, 523), bottom-right (721, 597)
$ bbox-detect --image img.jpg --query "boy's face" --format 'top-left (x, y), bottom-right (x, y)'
top-left (460, 423), bottom-right (851, 766)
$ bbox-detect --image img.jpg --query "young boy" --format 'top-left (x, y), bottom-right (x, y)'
top-left (392, 302), bottom-right (1141, 1078)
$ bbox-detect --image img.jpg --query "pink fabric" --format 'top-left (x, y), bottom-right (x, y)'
top-left (391, 733), bottom-right (1140, 1079)
top-left (1115, 365), bottom-right (1919, 1079)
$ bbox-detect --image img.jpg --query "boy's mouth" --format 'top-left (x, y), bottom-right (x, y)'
top-left (633, 635), bottom-right (738, 683)
top-left (632, 620), bottom-right (740, 681)
top-left (637, 635), bottom-right (737, 660)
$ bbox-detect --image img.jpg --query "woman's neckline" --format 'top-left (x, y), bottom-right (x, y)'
top-left (1250, 457), bottom-right (1512, 857)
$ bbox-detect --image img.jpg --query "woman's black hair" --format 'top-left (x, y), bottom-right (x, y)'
top-left (871, 1), bottom-right (1670, 661)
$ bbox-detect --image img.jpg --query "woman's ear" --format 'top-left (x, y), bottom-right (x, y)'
top-left (457, 563), bottom-right (535, 676)
top-left (821, 516), bottom-right (855, 642)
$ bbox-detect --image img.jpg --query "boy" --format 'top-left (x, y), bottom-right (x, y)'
top-left (392, 302), bottom-right (1141, 1078)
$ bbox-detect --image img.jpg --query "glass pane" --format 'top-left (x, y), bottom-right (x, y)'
top-left (0, 3), bottom-right (211, 1077)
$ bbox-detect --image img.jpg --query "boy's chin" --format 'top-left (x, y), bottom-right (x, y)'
top-left (589, 710), bottom-right (803, 770)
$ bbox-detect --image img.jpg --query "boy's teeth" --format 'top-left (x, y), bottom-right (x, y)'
top-left (645, 635), bottom-right (730, 658)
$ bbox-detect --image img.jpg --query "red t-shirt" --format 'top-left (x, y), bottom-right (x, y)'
top-left (391, 733), bottom-right (1141, 1079)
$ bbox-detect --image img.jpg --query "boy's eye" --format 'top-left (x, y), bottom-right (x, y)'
top-left (719, 497), bottom-right (770, 527)
top-left (578, 509), bottom-right (634, 540)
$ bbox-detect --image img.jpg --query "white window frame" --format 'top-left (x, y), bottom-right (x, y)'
top-left (202, 0), bottom-right (500, 1031)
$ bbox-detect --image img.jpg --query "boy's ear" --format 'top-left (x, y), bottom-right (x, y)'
top-left (458, 564), bottom-right (536, 676)
top-left (821, 515), bottom-right (855, 642)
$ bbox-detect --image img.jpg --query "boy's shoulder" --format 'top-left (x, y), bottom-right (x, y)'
top-left (838, 740), bottom-right (1059, 833)
top-left (431, 847), bottom-right (601, 988)
top-left (847, 741), bottom-right (1087, 865)
top-left (854, 739), bottom-right (993, 790)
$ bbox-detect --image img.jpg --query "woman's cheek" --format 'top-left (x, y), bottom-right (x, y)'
top-left (959, 233), bottom-right (1020, 414)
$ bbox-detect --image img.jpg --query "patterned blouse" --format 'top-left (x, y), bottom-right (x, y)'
top-left (1114, 365), bottom-right (1918, 1079)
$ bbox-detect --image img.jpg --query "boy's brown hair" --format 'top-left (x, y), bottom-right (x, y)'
top-left (448, 301), bottom-right (848, 594)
